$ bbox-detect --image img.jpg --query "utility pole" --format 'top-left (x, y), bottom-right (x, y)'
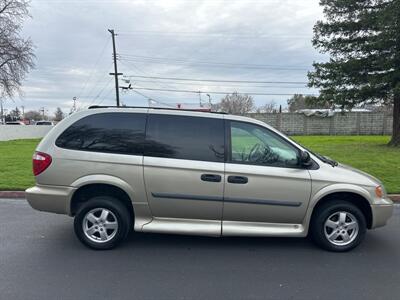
top-left (40, 107), bottom-right (45, 120)
top-left (21, 106), bottom-right (25, 119)
top-left (206, 94), bottom-right (212, 105)
top-left (198, 91), bottom-right (202, 107)
top-left (0, 99), bottom-right (3, 124)
top-left (108, 29), bottom-right (123, 107)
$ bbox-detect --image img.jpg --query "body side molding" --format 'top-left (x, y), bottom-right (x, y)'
top-left (151, 192), bottom-right (302, 207)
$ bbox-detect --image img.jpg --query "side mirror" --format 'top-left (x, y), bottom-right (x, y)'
top-left (299, 151), bottom-right (312, 166)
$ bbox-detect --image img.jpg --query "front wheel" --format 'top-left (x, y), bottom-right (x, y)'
top-left (310, 201), bottom-right (366, 252)
top-left (74, 196), bottom-right (131, 250)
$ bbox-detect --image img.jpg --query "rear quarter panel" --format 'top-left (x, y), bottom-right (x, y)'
top-left (33, 109), bottom-right (152, 227)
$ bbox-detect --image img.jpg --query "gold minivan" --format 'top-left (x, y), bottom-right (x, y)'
top-left (26, 106), bottom-right (393, 251)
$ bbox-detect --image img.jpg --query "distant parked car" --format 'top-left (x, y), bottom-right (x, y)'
top-left (5, 121), bottom-right (26, 125)
top-left (35, 120), bottom-right (55, 126)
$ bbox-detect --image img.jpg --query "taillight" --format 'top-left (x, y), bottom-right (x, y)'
top-left (32, 152), bottom-right (52, 176)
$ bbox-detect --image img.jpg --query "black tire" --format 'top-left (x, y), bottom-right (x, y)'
top-left (310, 200), bottom-right (367, 252)
top-left (74, 196), bottom-right (131, 250)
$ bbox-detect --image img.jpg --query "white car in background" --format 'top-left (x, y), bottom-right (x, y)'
top-left (5, 121), bottom-right (26, 125)
top-left (35, 120), bottom-right (55, 126)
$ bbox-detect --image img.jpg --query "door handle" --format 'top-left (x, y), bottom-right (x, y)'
top-left (201, 174), bottom-right (222, 182)
top-left (227, 176), bottom-right (248, 184)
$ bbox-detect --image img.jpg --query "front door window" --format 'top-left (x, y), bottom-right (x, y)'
top-left (230, 121), bottom-right (299, 168)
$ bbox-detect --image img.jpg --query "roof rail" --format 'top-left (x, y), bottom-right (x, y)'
top-left (88, 105), bottom-right (227, 114)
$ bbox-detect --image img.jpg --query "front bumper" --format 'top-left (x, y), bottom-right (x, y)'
top-left (25, 185), bottom-right (75, 215)
top-left (370, 198), bottom-right (394, 229)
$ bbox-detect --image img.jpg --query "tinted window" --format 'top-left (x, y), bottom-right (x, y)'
top-left (230, 121), bottom-right (299, 168)
top-left (56, 113), bottom-right (146, 155)
top-left (145, 114), bottom-right (224, 162)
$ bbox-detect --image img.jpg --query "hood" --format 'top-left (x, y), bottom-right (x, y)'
top-left (335, 163), bottom-right (382, 187)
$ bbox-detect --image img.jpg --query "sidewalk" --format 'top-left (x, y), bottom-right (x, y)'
top-left (0, 191), bottom-right (399, 202)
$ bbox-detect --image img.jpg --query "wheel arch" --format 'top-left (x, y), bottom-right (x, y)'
top-left (70, 178), bottom-right (135, 223)
top-left (309, 191), bottom-right (373, 229)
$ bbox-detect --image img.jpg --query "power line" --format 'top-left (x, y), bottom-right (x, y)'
top-left (91, 77), bottom-right (113, 106)
top-left (84, 62), bottom-right (113, 101)
top-left (128, 86), bottom-right (316, 96)
top-left (119, 60), bottom-right (178, 90)
top-left (123, 75), bottom-right (308, 85)
top-left (117, 30), bottom-right (312, 40)
top-left (77, 37), bottom-right (110, 98)
top-left (118, 54), bottom-right (310, 71)
top-left (97, 88), bottom-right (115, 106)
top-left (128, 78), bottom-right (310, 89)
top-left (119, 60), bottom-right (197, 101)
top-left (130, 90), bottom-right (176, 108)
top-left (119, 61), bottom-right (310, 103)
top-left (118, 57), bottom-right (308, 71)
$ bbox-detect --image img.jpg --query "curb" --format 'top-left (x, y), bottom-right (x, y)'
top-left (0, 191), bottom-right (399, 202)
top-left (0, 191), bottom-right (26, 198)
top-left (390, 194), bottom-right (400, 202)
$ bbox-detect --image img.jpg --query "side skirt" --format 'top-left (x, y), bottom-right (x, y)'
top-left (140, 218), bottom-right (307, 237)
top-left (223, 221), bottom-right (306, 237)
top-left (141, 217), bottom-right (222, 237)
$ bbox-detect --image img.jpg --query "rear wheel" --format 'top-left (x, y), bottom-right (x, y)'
top-left (310, 200), bottom-right (366, 252)
top-left (74, 196), bottom-right (131, 250)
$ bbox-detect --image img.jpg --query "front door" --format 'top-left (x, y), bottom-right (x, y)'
top-left (143, 112), bottom-right (225, 235)
top-left (223, 120), bottom-right (312, 230)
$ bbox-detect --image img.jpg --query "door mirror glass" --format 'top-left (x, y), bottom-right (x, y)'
top-left (299, 151), bottom-right (312, 166)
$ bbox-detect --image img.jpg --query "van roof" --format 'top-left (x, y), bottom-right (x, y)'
top-left (88, 105), bottom-right (227, 115)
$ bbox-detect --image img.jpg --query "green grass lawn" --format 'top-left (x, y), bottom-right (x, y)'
top-left (0, 136), bottom-right (399, 193)
top-left (293, 136), bottom-right (400, 193)
top-left (0, 139), bottom-right (41, 191)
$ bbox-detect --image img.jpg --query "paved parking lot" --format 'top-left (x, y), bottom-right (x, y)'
top-left (1, 199), bottom-right (399, 300)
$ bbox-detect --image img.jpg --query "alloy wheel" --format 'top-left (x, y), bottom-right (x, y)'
top-left (82, 208), bottom-right (119, 243)
top-left (324, 211), bottom-right (359, 246)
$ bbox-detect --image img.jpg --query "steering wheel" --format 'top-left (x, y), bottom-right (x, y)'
top-left (248, 143), bottom-right (264, 162)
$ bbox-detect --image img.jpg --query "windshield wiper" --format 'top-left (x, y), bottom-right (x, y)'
top-left (314, 153), bottom-right (338, 167)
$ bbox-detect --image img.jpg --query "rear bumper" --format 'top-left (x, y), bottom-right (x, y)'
top-left (371, 198), bottom-right (394, 229)
top-left (25, 185), bottom-right (75, 215)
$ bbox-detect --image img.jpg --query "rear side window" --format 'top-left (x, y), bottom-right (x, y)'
top-left (145, 114), bottom-right (224, 162)
top-left (56, 112), bottom-right (146, 155)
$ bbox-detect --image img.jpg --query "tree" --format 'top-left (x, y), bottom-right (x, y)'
top-left (0, 0), bottom-right (35, 100)
top-left (9, 106), bottom-right (20, 120)
top-left (256, 100), bottom-right (277, 113)
top-left (215, 92), bottom-right (254, 115)
top-left (54, 107), bottom-right (64, 121)
top-left (24, 109), bottom-right (41, 121)
top-left (287, 94), bottom-right (325, 112)
top-left (308, 0), bottom-right (400, 146)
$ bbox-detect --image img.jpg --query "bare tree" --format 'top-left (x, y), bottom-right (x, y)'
top-left (257, 100), bottom-right (277, 113)
top-left (0, 0), bottom-right (35, 100)
top-left (24, 109), bottom-right (41, 121)
top-left (215, 92), bottom-right (254, 115)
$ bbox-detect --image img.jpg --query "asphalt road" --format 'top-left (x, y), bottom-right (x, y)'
top-left (1, 199), bottom-right (399, 300)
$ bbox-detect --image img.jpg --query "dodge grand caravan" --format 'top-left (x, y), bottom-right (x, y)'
top-left (26, 106), bottom-right (393, 251)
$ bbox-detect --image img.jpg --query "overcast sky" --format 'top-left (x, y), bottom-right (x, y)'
top-left (10, 0), bottom-right (326, 116)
